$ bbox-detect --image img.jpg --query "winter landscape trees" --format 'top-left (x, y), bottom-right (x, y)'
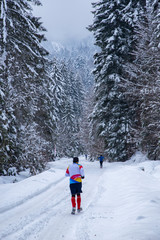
top-left (0, 0), bottom-right (160, 176)
top-left (0, 0), bottom-right (90, 175)
top-left (0, 0), bottom-right (53, 174)
top-left (126, 0), bottom-right (160, 160)
top-left (88, 0), bottom-right (160, 162)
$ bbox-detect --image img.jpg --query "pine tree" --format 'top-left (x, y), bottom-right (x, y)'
top-left (47, 58), bottom-right (66, 157)
top-left (126, 1), bottom-right (160, 159)
top-left (0, 0), bottom-right (54, 174)
top-left (55, 61), bottom-right (84, 157)
top-left (0, 0), bottom-right (19, 174)
top-left (80, 88), bottom-right (101, 160)
top-left (88, 0), bottom-right (144, 161)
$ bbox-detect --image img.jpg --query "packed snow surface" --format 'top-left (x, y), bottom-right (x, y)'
top-left (0, 152), bottom-right (160, 240)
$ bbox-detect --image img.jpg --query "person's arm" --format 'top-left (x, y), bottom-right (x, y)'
top-left (80, 165), bottom-right (85, 179)
top-left (65, 167), bottom-right (70, 177)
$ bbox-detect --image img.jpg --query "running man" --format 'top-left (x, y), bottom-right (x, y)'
top-left (65, 157), bottom-right (85, 214)
top-left (98, 155), bottom-right (104, 168)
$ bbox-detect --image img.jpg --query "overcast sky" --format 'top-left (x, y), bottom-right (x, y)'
top-left (33, 0), bottom-right (94, 43)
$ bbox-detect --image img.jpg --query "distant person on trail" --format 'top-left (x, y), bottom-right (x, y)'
top-left (98, 155), bottom-right (104, 168)
top-left (65, 157), bottom-right (85, 215)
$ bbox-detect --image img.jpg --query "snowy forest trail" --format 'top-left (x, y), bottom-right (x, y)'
top-left (0, 158), bottom-right (103, 240)
top-left (1, 155), bottom-right (160, 240)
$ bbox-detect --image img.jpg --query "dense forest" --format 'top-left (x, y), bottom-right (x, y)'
top-left (88, 0), bottom-right (160, 162)
top-left (0, 0), bottom-right (160, 176)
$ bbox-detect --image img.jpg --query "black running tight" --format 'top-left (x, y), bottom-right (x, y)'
top-left (72, 193), bottom-right (80, 197)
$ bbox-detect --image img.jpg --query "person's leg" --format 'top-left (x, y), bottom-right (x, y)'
top-left (77, 193), bottom-right (81, 210)
top-left (71, 194), bottom-right (76, 208)
top-left (77, 182), bottom-right (83, 212)
top-left (71, 194), bottom-right (76, 214)
top-left (70, 184), bottom-right (76, 208)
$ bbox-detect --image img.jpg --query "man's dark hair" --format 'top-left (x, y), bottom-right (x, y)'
top-left (73, 157), bottom-right (79, 163)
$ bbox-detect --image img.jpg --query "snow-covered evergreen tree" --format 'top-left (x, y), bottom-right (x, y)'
top-left (79, 87), bottom-right (102, 160)
top-left (0, 0), bottom-right (55, 174)
top-left (125, 1), bottom-right (160, 159)
top-left (45, 37), bottom-right (95, 91)
top-left (0, 0), bottom-right (20, 174)
top-left (88, 0), bottom-right (144, 161)
top-left (43, 39), bottom-right (95, 157)
top-left (46, 58), bottom-right (66, 157)
top-left (55, 61), bottom-right (84, 157)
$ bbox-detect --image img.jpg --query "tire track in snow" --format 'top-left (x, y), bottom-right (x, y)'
top-left (0, 176), bottom-right (65, 215)
top-left (73, 165), bottom-right (106, 240)
top-left (35, 162), bottom-right (105, 240)
top-left (1, 194), bottom-right (68, 240)
top-left (75, 164), bottom-right (115, 240)
top-left (0, 177), bottom-right (69, 240)
top-left (0, 159), bottom-right (109, 240)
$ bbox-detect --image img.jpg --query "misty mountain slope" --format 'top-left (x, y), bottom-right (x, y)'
top-left (43, 37), bottom-right (96, 89)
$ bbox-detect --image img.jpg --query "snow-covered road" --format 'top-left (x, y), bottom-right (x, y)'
top-left (1, 153), bottom-right (160, 240)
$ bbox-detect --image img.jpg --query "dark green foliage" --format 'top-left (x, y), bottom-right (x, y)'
top-left (88, 0), bottom-right (160, 161)
top-left (55, 61), bottom-right (84, 157)
top-left (0, 0), bottom-right (55, 175)
top-left (88, 0), bottom-right (141, 161)
top-left (125, 2), bottom-right (160, 160)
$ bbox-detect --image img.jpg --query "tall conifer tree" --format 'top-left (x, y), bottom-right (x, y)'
top-left (88, 0), bottom-right (146, 161)
top-left (126, 1), bottom-right (160, 159)
top-left (0, 0), bottom-right (54, 174)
